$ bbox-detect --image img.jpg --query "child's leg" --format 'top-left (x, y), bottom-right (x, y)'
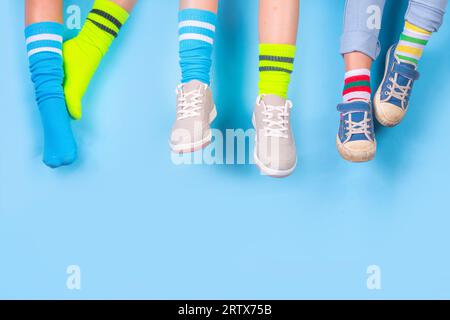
top-left (374, 0), bottom-right (448, 127)
top-left (110, 0), bottom-right (138, 12)
top-left (258, 0), bottom-right (298, 99)
top-left (253, 0), bottom-right (299, 178)
top-left (340, 0), bottom-right (385, 103)
top-left (395, 0), bottom-right (448, 66)
top-left (25, 0), bottom-right (77, 168)
top-left (180, 0), bottom-right (218, 11)
top-left (25, 0), bottom-right (62, 23)
top-left (63, 0), bottom-right (137, 120)
top-left (169, 0), bottom-right (218, 154)
top-left (337, 0), bottom-right (386, 162)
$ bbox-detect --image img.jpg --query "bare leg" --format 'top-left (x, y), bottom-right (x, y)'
top-left (259, 0), bottom-right (299, 45)
top-left (111, 0), bottom-right (138, 13)
top-left (344, 52), bottom-right (372, 72)
top-left (180, 0), bottom-right (218, 13)
top-left (25, 0), bottom-right (62, 25)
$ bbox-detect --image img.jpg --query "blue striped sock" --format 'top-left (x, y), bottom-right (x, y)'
top-left (179, 9), bottom-right (217, 85)
top-left (25, 22), bottom-right (77, 168)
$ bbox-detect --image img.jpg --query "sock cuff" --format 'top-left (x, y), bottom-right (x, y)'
top-left (258, 44), bottom-right (296, 98)
top-left (93, 0), bottom-right (129, 24)
top-left (343, 68), bottom-right (371, 103)
top-left (25, 21), bottom-right (63, 38)
top-left (87, 0), bottom-right (129, 38)
top-left (396, 21), bottom-right (431, 65)
top-left (405, 21), bottom-right (432, 35)
top-left (178, 9), bottom-right (217, 49)
top-left (344, 68), bottom-right (371, 79)
top-left (259, 44), bottom-right (296, 75)
top-left (259, 44), bottom-right (297, 59)
top-left (25, 22), bottom-right (63, 58)
top-left (179, 9), bottom-right (217, 25)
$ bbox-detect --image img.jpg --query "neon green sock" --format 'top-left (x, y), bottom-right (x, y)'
top-left (63, 0), bottom-right (129, 119)
top-left (258, 44), bottom-right (296, 99)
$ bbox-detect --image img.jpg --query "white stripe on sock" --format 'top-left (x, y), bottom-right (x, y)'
top-left (403, 29), bottom-right (431, 41)
top-left (343, 91), bottom-right (371, 102)
top-left (179, 33), bottom-right (214, 45)
top-left (28, 47), bottom-right (62, 57)
top-left (344, 68), bottom-right (371, 78)
top-left (26, 33), bottom-right (62, 45)
top-left (398, 40), bottom-right (425, 50)
top-left (178, 20), bottom-right (216, 32)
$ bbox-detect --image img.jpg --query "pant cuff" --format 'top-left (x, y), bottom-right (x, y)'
top-left (340, 31), bottom-right (380, 60)
top-left (405, 0), bottom-right (447, 32)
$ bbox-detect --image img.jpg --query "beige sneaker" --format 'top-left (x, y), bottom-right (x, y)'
top-left (252, 95), bottom-right (297, 178)
top-left (170, 80), bottom-right (217, 153)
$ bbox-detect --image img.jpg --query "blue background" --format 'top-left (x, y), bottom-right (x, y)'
top-left (1, 0), bottom-right (449, 299)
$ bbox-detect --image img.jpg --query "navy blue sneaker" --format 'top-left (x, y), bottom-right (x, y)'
top-left (374, 44), bottom-right (420, 127)
top-left (337, 101), bottom-right (376, 162)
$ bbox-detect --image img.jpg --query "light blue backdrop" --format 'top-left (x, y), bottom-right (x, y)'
top-left (0, 0), bottom-right (449, 299)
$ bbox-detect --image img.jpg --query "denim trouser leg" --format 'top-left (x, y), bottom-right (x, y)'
top-left (405, 0), bottom-right (448, 32)
top-left (341, 0), bottom-right (387, 60)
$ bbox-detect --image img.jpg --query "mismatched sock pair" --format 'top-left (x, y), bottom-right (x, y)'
top-left (176, 9), bottom-right (298, 177)
top-left (178, 8), bottom-right (296, 99)
top-left (25, 0), bottom-right (129, 168)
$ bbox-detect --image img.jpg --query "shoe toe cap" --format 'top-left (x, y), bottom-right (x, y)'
top-left (338, 139), bottom-right (376, 162)
top-left (170, 120), bottom-right (211, 151)
top-left (377, 102), bottom-right (405, 126)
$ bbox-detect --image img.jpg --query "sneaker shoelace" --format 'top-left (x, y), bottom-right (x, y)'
top-left (261, 100), bottom-right (293, 138)
top-left (176, 86), bottom-right (204, 120)
top-left (383, 73), bottom-right (411, 110)
top-left (344, 112), bottom-right (373, 143)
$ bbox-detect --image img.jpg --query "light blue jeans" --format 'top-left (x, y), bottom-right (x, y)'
top-left (341, 0), bottom-right (449, 60)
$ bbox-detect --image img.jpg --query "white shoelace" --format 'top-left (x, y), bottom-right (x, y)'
top-left (344, 112), bottom-right (373, 143)
top-left (261, 100), bottom-right (293, 138)
top-left (176, 86), bottom-right (204, 120)
top-left (384, 74), bottom-right (411, 109)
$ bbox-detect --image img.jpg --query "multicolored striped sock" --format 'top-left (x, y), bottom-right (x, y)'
top-left (343, 68), bottom-right (371, 103)
top-left (258, 44), bottom-right (296, 98)
top-left (395, 21), bottom-right (431, 66)
top-left (179, 9), bottom-right (217, 85)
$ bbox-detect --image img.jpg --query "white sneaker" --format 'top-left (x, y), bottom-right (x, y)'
top-left (252, 94), bottom-right (297, 178)
top-left (170, 80), bottom-right (217, 153)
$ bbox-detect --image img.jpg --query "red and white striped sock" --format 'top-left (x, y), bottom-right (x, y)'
top-left (342, 68), bottom-right (371, 103)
